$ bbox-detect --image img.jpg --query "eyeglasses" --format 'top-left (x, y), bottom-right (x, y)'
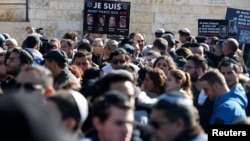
top-left (146, 58), bottom-right (156, 64)
top-left (7, 57), bottom-right (18, 63)
top-left (112, 59), bottom-right (126, 64)
top-left (14, 82), bottom-right (44, 92)
top-left (183, 65), bottom-right (197, 69)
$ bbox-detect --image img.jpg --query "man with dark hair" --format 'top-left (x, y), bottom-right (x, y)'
top-left (72, 50), bottom-right (95, 74)
top-left (183, 54), bottom-right (213, 133)
top-left (1, 47), bottom-right (33, 94)
top-left (0, 93), bottom-right (74, 141)
top-left (15, 65), bottom-right (55, 97)
top-left (199, 69), bottom-right (247, 124)
top-left (43, 49), bottom-right (80, 90)
top-left (60, 38), bottom-right (76, 63)
top-left (48, 89), bottom-right (88, 140)
top-left (178, 28), bottom-right (191, 44)
top-left (150, 94), bottom-right (207, 141)
top-left (24, 34), bottom-right (44, 65)
top-left (152, 38), bottom-right (169, 55)
top-left (62, 31), bottom-right (78, 45)
top-left (88, 70), bottom-right (153, 141)
top-left (87, 90), bottom-right (135, 141)
top-left (101, 49), bottom-right (130, 74)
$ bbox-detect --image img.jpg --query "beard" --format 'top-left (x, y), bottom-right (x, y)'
top-left (6, 67), bottom-right (20, 76)
top-left (190, 72), bottom-right (199, 83)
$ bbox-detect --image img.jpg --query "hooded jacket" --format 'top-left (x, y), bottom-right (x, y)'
top-left (210, 83), bottom-right (247, 124)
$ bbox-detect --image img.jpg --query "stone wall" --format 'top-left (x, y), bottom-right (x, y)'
top-left (0, 0), bottom-right (249, 45)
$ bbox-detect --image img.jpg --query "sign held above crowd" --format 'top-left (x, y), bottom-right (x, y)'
top-left (83, 0), bottom-right (131, 35)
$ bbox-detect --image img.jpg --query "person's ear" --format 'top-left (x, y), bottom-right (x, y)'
top-left (174, 118), bottom-right (185, 132)
top-left (63, 118), bottom-right (76, 130)
top-left (92, 116), bottom-right (102, 131)
top-left (45, 87), bottom-right (55, 97)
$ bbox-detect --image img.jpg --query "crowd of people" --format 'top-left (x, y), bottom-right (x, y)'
top-left (0, 25), bottom-right (250, 141)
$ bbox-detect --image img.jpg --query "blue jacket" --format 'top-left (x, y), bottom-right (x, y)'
top-left (210, 83), bottom-right (247, 124)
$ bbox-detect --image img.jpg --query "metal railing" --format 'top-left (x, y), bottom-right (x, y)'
top-left (0, 0), bottom-right (29, 21)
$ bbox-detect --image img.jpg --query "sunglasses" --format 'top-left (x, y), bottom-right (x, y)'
top-left (149, 119), bottom-right (169, 129)
top-left (15, 82), bottom-right (44, 92)
top-left (112, 59), bottom-right (126, 65)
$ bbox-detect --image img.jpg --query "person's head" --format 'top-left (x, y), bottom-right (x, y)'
top-left (76, 39), bottom-right (91, 52)
top-left (175, 47), bottom-right (193, 58)
top-left (49, 38), bottom-right (61, 49)
top-left (87, 14), bottom-right (93, 25)
top-left (152, 38), bottom-right (168, 53)
top-left (72, 50), bottom-right (93, 73)
top-left (153, 55), bottom-right (176, 76)
top-left (150, 94), bottom-right (197, 141)
top-left (93, 69), bottom-right (136, 105)
top-left (25, 34), bottom-right (41, 50)
top-left (143, 67), bottom-right (167, 96)
top-left (205, 36), bottom-right (219, 52)
top-left (218, 57), bottom-right (241, 89)
top-left (26, 26), bottom-right (35, 35)
top-left (120, 16), bottom-right (126, 27)
top-left (222, 38), bottom-right (239, 56)
top-left (145, 50), bottom-right (161, 67)
top-left (161, 34), bottom-right (175, 49)
top-left (183, 54), bottom-right (208, 82)
top-left (48, 89), bottom-right (88, 132)
top-left (92, 38), bottom-right (105, 56)
top-left (109, 16), bottom-right (116, 27)
top-left (132, 33), bottom-right (145, 50)
top-left (166, 69), bottom-right (193, 99)
top-left (178, 28), bottom-right (191, 43)
top-left (62, 31), bottom-right (78, 45)
top-left (5, 47), bottom-right (33, 77)
top-left (98, 15), bottom-right (105, 26)
top-left (188, 43), bottom-right (204, 57)
top-left (109, 49), bottom-right (130, 70)
top-left (0, 93), bottom-right (74, 141)
top-left (5, 38), bottom-right (18, 50)
top-left (103, 39), bottom-right (118, 60)
top-left (60, 39), bottom-right (75, 58)
top-left (92, 90), bottom-right (134, 141)
top-left (155, 28), bottom-right (165, 39)
top-left (43, 49), bottom-right (68, 75)
top-left (199, 69), bottom-right (229, 100)
top-left (230, 21), bottom-right (235, 28)
top-left (214, 40), bottom-right (224, 56)
top-left (15, 65), bottom-right (55, 96)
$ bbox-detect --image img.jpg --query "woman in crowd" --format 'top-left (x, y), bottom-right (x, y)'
top-left (165, 69), bottom-right (193, 99)
top-left (142, 67), bottom-right (166, 97)
top-left (153, 55), bottom-right (176, 76)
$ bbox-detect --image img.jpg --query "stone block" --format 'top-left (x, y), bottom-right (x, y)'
top-left (35, 10), bottom-right (48, 19)
top-left (63, 11), bottom-right (82, 21)
top-left (155, 13), bottom-right (172, 24)
top-left (159, 5), bottom-right (181, 14)
top-left (131, 12), bottom-right (153, 23)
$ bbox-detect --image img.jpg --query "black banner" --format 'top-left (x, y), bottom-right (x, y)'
top-left (226, 8), bottom-right (250, 43)
top-left (83, 0), bottom-right (131, 35)
top-left (198, 19), bottom-right (229, 39)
